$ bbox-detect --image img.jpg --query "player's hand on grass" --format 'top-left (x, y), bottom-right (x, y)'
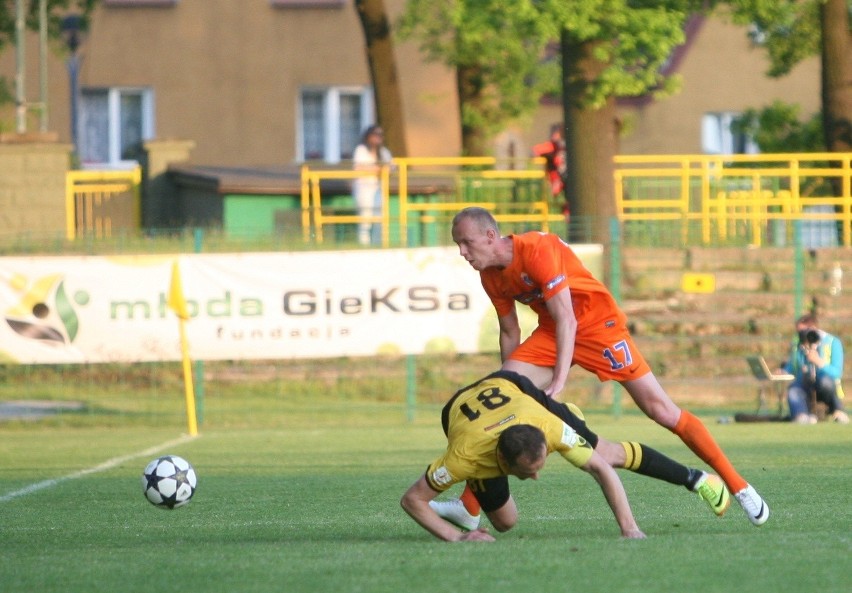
top-left (457, 527), bottom-right (495, 542)
top-left (621, 528), bottom-right (646, 540)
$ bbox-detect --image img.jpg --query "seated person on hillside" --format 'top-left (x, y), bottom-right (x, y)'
top-left (781, 314), bottom-right (849, 424)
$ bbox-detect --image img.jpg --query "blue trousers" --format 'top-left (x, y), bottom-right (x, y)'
top-left (787, 375), bottom-right (844, 417)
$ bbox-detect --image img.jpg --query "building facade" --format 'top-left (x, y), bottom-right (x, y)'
top-left (0, 1), bottom-right (822, 170)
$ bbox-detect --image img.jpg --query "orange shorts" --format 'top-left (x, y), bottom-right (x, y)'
top-left (508, 318), bottom-right (651, 382)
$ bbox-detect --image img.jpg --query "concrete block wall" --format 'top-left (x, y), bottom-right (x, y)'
top-left (0, 136), bottom-right (72, 238)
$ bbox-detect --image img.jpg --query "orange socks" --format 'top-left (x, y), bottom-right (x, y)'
top-left (672, 410), bottom-right (747, 494)
top-left (460, 483), bottom-right (481, 516)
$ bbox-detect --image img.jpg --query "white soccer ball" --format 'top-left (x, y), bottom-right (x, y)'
top-left (142, 455), bottom-right (197, 509)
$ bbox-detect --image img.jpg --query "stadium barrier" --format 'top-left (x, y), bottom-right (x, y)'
top-left (297, 152), bottom-right (852, 248)
top-left (300, 156), bottom-right (563, 247)
top-left (65, 167), bottom-right (142, 240)
top-left (614, 153), bottom-right (852, 247)
top-left (49, 151), bottom-right (852, 252)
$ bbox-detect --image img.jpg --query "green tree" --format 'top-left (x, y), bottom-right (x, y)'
top-left (399, 1), bottom-right (705, 241)
top-left (726, 0), bottom-right (851, 152)
top-left (398, 0), bottom-right (556, 156)
top-left (545, 1), bottom-right (704, 241)
top-left (0, 0), bottom-right (98, 117)
top-left (398, 1), bottom-right (844, 242)
top-left (732, 100), bottom-right (824, 153)
top-left (0, 1), bottom-right (97, 51)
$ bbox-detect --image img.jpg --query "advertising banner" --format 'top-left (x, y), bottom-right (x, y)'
top-left (0, 245), bottom-right (602, 364)
top-left (0, 248), bottom-right (491, 363)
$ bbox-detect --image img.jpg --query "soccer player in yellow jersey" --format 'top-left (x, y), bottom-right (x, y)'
top-left (400, 370), bottom-right (728, 542)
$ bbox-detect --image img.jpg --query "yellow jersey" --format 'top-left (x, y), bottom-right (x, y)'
top-left (425, 374), bottom-right (594, 492)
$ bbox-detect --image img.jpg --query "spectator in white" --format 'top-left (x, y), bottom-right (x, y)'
top-left (352, 125), bottom-right (392, 246)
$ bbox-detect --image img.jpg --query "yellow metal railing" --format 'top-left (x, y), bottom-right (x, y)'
top-left (614, 153), bottom-right (852, 246)
top-left (300, 152), bottom-right (852, 247)
top-left (65, 168), bottom-right (142, 240)
top-left (395, 157), bottom-right (560, 239)
top-left (300, 165), bottom-right (392, 246)
top-left (301, 157), bottom-right (560, 246)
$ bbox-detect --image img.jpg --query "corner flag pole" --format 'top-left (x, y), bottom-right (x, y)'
top-left (168, 260), bottom-right (198, 436)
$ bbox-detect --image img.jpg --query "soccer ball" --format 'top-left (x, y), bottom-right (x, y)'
top-left (142, 455), bottom-right (197, 509)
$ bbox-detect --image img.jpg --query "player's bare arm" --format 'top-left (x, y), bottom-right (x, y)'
top-left (400, 475), bottom-right (495, 542)
top-left (496, 309), bottom-right (522, 363)
top-left (580, 452), bottom-right (646, 539)
top-left (544, 288), bottom-right (577, 397)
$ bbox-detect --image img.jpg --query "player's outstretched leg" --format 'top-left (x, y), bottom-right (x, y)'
top-left (622, 375), bottom-right (770, 526)
top-left (672, 410), bottom-right (769, 525)
top-left (613, 441), bottom-right (730, 518)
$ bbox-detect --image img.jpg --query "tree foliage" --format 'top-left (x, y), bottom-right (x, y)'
top-left (0, 0), bottom-right (98, 52)
top-left (541, 0), bottom-right (704, 107)
top-left (723, 0), bottom-right (851, 152)
top-left (731, 100), bottom-right (825, 152)
top-left (398, 1), bottom-right (707, 153)
top-left (723, 0), bottom-right (823, 77)
top-left (398, 0), bottom-right (710, 239)
top-left (0, 0), bottom-right (99, 110)
top-left (397, 0), bottom-right (556, 153)
top-left (547, 1), bottom-right (707, 241)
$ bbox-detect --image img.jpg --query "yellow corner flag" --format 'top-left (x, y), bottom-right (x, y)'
top-left (169, 259), bottom-right (198, 436)
top-left (168, 260), bottom-right (190, 320)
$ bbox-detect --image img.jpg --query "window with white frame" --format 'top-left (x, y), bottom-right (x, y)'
top-left (701, 112), bottom-right (758, 155)
top-left (299, 87), bottom-right (373, 163)
top-left (79, 87), bottom-right (154, 168)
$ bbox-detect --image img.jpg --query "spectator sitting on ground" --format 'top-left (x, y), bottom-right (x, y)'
top-left (781, 314), bottom-right (849, 424)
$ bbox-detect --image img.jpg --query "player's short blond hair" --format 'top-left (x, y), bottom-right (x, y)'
top-left (452, 207), bottom-right (498, 233)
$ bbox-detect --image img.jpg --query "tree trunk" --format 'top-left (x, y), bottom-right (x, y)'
top-left (456, 64), bottom-right (489, 156)
top-left (355, 0), bottom-right (408, 156)
top-left (820, 0), bottom-right (852, 153)
top-left (561, 33), bottom-right (618, 244)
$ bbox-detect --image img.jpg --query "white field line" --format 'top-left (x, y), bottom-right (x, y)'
top-left (0, 433), bottom-right (199, 503)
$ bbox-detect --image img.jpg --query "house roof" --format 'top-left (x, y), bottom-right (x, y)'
top-left (168, 164), bottom-right (305, 195)
top-left (167, 164), bottom-right (452, 197)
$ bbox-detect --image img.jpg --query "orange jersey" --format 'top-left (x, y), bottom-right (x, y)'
top-left (480, 232), bottom-right (624, 330)
top-left (480, 232), bottom-right (648, 380)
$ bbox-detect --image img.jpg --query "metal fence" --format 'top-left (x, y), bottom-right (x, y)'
top-left (1, 151), bottom-right (849, 257)
top-left (297, 152), bottom-right (852, 249)
top-left (300, 156), bottom-right (563, 248)
top-left (65, 168), bottom-right (142, 240)
top-left (614, 153), bottom-right (852, 247)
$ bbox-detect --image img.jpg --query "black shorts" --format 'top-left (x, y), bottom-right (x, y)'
top-left (441, 370), bottom-right (600, 513)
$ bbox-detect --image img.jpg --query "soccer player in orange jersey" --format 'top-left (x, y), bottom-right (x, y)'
top-left (443, 207), bottom-right (768, 528)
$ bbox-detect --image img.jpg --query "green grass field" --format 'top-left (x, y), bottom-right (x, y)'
top-left (1, 394), bottom-right (850, 593)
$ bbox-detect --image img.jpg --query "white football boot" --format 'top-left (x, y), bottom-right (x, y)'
top-left (734, 484), bottom-right (769, 526)
top-left (428, 498), bottom-right (481, 531)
